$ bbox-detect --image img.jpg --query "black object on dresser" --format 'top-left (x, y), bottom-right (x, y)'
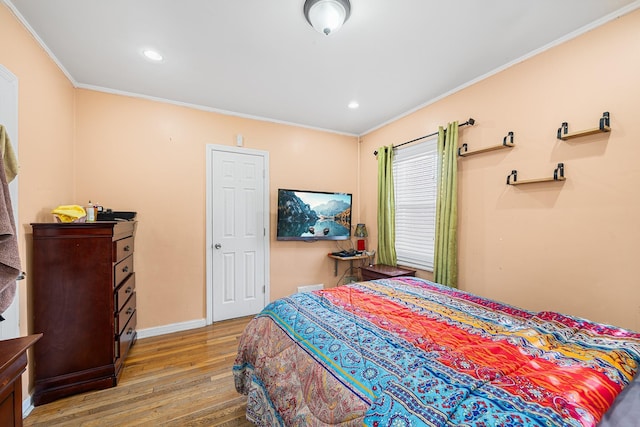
top-left (29, 221), bottom-right (137, 406)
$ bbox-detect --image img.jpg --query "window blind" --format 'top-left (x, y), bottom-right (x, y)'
top-left (393, 138), bottom-right (437, 271)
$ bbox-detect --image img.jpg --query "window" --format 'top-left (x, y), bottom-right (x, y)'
top-left (393, 138), bottom-right (437, 271)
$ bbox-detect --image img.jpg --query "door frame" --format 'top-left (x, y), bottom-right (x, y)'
top-left (205, 144), bottom-right (270, 325)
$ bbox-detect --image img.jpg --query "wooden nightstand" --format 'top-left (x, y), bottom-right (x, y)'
top-left (0, 334), bottom-right (41, 427)
top-left (360, 264), bottom-right (416, 281)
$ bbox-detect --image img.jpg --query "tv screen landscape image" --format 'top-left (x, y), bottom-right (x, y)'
top-left (277, 189), bottom-right (352, 241)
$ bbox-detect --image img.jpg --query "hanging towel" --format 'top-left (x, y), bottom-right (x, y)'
top-left (0, 125), bottom-right (18, 183)
top-left (0, 140), bottom-right (20, 316)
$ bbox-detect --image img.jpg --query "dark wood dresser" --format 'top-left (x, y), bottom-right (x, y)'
top-left (30, 221), bottom-right (137, 405)
top-left (360, 264), bottom-right (416, 281)
top-left (0, 335), bottom-right (40, 427)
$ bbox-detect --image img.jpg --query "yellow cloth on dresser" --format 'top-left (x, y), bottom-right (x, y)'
top-left (51, 205), bottom-right (87, 223)
top-left (0, 125), bottom-right (18, 183)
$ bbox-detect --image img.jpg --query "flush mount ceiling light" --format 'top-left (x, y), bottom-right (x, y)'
top-left (142, 49), bottom-right (163, 62)
top-left (304, 0), bottom-right (351, 36)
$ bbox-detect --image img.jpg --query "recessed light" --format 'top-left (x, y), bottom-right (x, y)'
top-left (348, 101), bottom-right (359, 109)
top-left (142, 49), bottom-right (163, 62)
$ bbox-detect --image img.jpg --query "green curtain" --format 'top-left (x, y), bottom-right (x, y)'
top-left (434, 122), bottom-right (458, 287)
top-left (376, 145), bottom-right (397, 266)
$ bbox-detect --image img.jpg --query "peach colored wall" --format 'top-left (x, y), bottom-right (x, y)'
top-left (0, 8), bottom-right (76, 219)
top-left (74, 90), bottom-right (358, 328)
top-left (360, 9), bottom-right (640, 332)
top-left (0, 5), bottom-right (76, 254)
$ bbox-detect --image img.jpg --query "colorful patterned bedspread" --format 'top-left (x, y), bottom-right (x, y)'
top-left (233, 277), bottom-right (640, 426)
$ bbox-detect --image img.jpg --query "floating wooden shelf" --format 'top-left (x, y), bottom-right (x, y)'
top-left (557, 112), bottom-right (610, 140)
top-left (458, 131), bottom-right (514, 157)
top-left (507, 163), bottom-right (565, 185)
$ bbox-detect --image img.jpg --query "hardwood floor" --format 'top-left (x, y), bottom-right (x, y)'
top-left (24, 316), bottom-right (255, 427)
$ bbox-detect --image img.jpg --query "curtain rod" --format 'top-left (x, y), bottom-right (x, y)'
top-left (373, 118), bottom-right (475, 156)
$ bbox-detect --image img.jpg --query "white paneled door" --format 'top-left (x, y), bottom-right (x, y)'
top-left (208, 146), bottom-right (269, 322)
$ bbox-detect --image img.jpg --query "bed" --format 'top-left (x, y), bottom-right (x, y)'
top-left (233, 277), bottom-right (640, 426)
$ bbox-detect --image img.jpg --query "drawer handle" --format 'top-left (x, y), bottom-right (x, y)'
top-left (125, 286), bottom-right (132, 294)
top-left (127, 328), bottom-right (134, 335)
top-left (126, 307), bottom-right (133, 315)
top-left (124, 245), bottom-right (131, 252)
top-left (122, 266), bottom-right (129, 273)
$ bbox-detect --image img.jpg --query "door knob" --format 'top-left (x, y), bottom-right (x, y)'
top-left (214, 243), bottom-right (222, 249)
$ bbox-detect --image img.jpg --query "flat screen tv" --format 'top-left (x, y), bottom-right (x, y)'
top-left (277, 189), bottom-right (352, 241)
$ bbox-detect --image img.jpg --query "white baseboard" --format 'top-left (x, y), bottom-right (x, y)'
top-left (22, 395), bottom-right (34, 419)
top-left (22, 318), bottom-right (208, 418)
top-left (136, 318), bottom-right (207, 339)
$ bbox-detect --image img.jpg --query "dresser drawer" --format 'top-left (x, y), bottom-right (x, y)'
top-left (114, 255), bottom-right (133, 288)
top-left (115, 236), bottom-right (134, 263)
top-left (116, 292), bottom-right (136, 336)
top-left (115, 273), bottom-right (135, 312)
top-left (116, 311), bottom-right (137, 361)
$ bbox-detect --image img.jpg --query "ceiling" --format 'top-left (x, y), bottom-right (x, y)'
top-left (5, 0), bottom-right (639, 135)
